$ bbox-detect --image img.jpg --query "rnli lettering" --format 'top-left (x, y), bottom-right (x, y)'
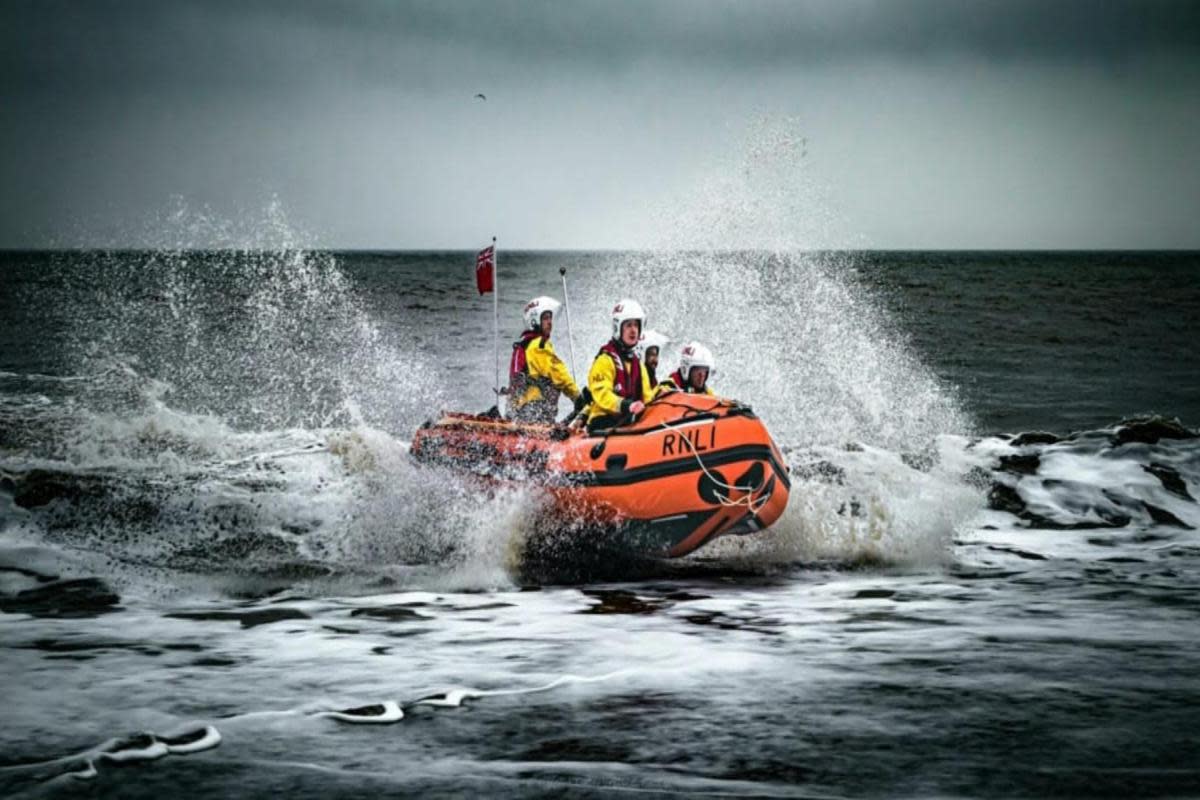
top-left (661, 426), bottom-right (716, 456)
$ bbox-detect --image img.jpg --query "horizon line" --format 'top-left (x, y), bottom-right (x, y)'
top-left (3, 246), bottom-right (1199, 255)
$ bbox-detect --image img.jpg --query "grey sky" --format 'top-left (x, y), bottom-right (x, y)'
top-left (3, 0), bottom-right (1198, 249)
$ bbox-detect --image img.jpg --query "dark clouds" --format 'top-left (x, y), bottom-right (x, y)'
top-left (2, 1), bottom-right (1199, 248)
top-left (6, 0), bottom-right (1200, 94)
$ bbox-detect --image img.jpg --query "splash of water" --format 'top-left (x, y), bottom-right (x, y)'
top-left (5, 126), bottom-right (985, 585)
top-left (562, 119), bottom-right (981, 564)
top-left (4, 202), bottom-right (522, 596)
top-left (60, 199), bottom-right (444, 433)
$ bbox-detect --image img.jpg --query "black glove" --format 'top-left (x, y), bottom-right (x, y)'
top-left (574, 387), bottom-right (592, 412)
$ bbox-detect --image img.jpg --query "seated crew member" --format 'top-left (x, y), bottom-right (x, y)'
top-left (636, 330), bottom-right (670, 390)
top-left (586, 299), bottom-right (658, 431)
top-left (664, 341), bottom-right (716, 395)
top-left (508, 295), bottom-right (583, 423)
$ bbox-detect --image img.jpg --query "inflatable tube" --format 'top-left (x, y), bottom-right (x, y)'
top-left (411, 394), bottom-right (790, 557)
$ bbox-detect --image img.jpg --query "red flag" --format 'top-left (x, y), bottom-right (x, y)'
top-left (475, 245), bottom-right (495, 294)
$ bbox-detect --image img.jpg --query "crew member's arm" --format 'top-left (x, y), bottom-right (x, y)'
top-left (528, 343), bottom-right (579, 399)
top-left (587, 356), bottom-right (631, 416)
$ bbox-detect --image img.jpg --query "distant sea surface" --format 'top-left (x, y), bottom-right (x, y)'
top-left (2, 249), bottom-right (1199, 798)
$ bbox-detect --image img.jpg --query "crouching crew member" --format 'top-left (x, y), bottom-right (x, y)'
top-left (509, 296), bottom-right (582, 423)
top-left (586, 299), bottom-right (658, 431)
top-left (665, 341), bottom-right (716, 395)
top-left (637, 329), bottom-right (670, 390)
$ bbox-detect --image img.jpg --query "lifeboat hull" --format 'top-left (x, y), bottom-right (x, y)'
top-left (410, 394), bottom-right (790, 558)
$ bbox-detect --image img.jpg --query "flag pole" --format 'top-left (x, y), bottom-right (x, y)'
top-left (558, 266), bottom-right (578, 382)
top-left (492, 237), bottom-right (501, 411)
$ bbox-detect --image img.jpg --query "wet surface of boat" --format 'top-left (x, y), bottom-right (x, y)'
top-left (411, 394), bottom-right (791, 557)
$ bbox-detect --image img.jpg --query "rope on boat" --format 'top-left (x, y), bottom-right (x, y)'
top-left (665, 420), bottom-right (771, 515)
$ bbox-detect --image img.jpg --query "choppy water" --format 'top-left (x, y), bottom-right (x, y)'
top-left (2, 245), bottom-right (1199, 798)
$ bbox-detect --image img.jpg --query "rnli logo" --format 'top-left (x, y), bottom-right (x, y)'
top-left (524, 301), bottom-right (537, 313)
top-left (662, 425), bottom-right (716, 456)
top-left (682, 345), bottom-right (695, 356)
top-left (613, 303), bottom-right (624, 314)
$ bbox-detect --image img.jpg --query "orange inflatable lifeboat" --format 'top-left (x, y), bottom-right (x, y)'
top-left (410, 393), bottom-right (791, 557)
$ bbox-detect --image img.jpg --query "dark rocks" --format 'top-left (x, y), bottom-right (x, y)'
top-left (0, 577), bottom-right (121, 618)
top-left (579, 589), bottom-right (664, 615)
top-left (998, 453), bottom-right (1041, 476)
top-left (164, 607), bottom-right (311, 628)
top-left (1143, 463), bottom-right (1194, 501)
top-left (1143, 503), bottom-right (1194, 530)
top-left (1027, 511), bottom-right (1131, 531)
top-left (349, 604), bottom-right (431, 621)
top-left (987, 483), bottom-right (1026, 515)
top-left (1112, 417), bottom-right (1198, 446)
top-left (9, 469), bottom-right (102, 509)
top-left (985, 545), bottom-right (1047, 561)
top-left (1011, 431), bottom-right (1060, 447)
top-left (6, 469), bottom-right (163, 527)
top-left (988, 481), bottom-right (1132, 530)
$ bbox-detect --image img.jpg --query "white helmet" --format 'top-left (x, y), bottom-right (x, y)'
top-left (610, 298), bottom-right (646, 339)
top-left (523, 296), bottom-right (561, 331)
top-left (679, 341), bottom-right (715, 382)
top-left (636, 329), bottom-right (670, 359)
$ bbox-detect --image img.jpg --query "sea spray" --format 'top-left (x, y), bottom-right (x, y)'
top-left (58, 203), bottom-right (447, 433)
top-left (3, 203), bottom-right (526, 594)
top-left (5, 160), bottom-right (984, 586)
top-left (570, 119), bottom-right (982, 564)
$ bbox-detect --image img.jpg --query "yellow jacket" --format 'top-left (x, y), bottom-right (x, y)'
top-left (511, 336), bottom-right (580, 416)
top-left (586, 345), bottom-right (660, 425)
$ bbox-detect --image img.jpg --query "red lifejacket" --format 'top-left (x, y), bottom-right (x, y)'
top-left (599, 341), bottom-right (643, 401)
top-left (667, 368), bottom-right (706, 394)
top-left (509, 331), bottom-right (555, 402)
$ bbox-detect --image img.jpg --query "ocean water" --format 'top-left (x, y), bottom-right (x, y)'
top-left (2, 247), bottom-right (1199, 798)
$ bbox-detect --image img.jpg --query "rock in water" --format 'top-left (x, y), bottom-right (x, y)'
top-left (1010, 431), bottom-right (1060, 446)
top-left (1112, 417), bottom-right (1198, 446)
top-left (0, 577), bottom-right (120, 618)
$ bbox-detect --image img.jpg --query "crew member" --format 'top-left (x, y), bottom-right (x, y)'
top-left (508, 296), bottom-right (582, 423)
top-left (637, 330), bottom-right (670, 389)
top-left (664, 341), bottom-right (716, 395)
top-left (586, 299), bottom-right (658, 430)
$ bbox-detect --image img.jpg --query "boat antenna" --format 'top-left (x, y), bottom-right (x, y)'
top-left (559, 266), bottom-right (578, 382)
top-left (492, 237), bottom-right (502, 413)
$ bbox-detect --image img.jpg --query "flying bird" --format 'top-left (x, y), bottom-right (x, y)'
top-left (474, 93), bottom-right (487, 101)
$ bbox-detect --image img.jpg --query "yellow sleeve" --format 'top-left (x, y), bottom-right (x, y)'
top-left (587, 355), bottom-right (624, 416)
top-left (527, 341), bottom-right (579, 399)
top-left (639, 363), bottom-right (655, 403)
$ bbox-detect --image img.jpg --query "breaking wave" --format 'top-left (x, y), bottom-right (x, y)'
top-left (1, 127), bottom-right (1006, 590)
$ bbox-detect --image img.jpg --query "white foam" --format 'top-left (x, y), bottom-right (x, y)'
top-left (318, 701), bottom-right (404, 724)
top-left (412, 670), bottom-right (634, 708)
